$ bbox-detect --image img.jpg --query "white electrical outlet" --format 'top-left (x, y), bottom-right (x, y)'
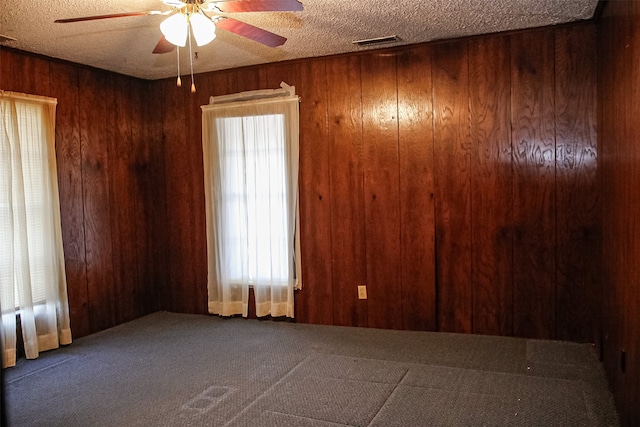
top-left (357, 285), bottom-right (367, 299)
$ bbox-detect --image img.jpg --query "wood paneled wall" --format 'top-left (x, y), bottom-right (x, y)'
top-left (0, 49), bottom-right (166, 338)
top-left (0, 23), bottom-right (599, 347)
top-left (4, 15), bottom-right (636, 422)
top-left (599, 1), bottom-right (640, 425)
top-left (155, 23), bottom-right (599, 342)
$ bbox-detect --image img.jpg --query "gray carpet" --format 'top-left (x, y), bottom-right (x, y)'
top-left (3, 312), bottom-right (619, 426)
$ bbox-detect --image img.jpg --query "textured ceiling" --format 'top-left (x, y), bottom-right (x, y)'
top-left (0, 0), bottom-right (598, 80)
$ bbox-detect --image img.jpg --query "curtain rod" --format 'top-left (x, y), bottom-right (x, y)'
top-left (206, 81), bottom-right (299, 106)
top-left (0, 90), bottom-right (57, 105)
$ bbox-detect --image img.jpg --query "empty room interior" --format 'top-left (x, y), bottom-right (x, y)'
top-left (1, 0), bottom-right (639, 425)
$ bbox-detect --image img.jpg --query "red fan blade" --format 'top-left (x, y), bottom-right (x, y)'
top-left (215, 0), bottom-right (303, 13)
top-left (153, 36), bottom-right (176, 54)
top-left (216, 17), bottom-right (287, 47)
top-left (55, 12), bottom-right (158, 24)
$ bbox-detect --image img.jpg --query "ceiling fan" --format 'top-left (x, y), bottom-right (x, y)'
top-left (55, 0), bottom-right (303, 52)
top-left (55, 0), bottom-right (303, 91)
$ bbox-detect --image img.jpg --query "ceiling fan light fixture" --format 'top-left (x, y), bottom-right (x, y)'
top-left (190, 12), bottom-right (217, 46)
top-left (163, 0), bottom-right (186, 7)
top-left (160, 13), bottom-right (188, 47)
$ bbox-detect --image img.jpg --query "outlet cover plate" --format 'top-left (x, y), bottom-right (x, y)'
top-left (358, 285), bottom-right (367, 299)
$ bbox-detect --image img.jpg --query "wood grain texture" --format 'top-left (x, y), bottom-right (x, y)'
top-left (161, 77), bottom-right (210, 314)
top-left (629, 3), bottom-right (640, 422)
top-left (361, 52), bottom-right (402, 330)
top-left (235, 67), bottom-right (265, 93)
top-left (2, 23), bottom-right (605, 370)
top-left (129, 81), bottom-right (147, 316)
top-left (554, 25), bottom-right (599, 344)
top-left (599, 1), bottom-right (640, 424)
top-left (109, 75), bottom-right (140, 324)
top-left (2, 49), bottom-right (164, 339)
top-left (598, 3), bottom-right (625, 412)
top-left (396, 45), bottom-right (437, 331)
top-left (623, 2), bottom-right (640, 418)
top-left (1, 50), bottom-right (51, 95)
top-left (129, 79), bottom-right (158, 317)
top-left (265, 62), bottom-right (297, 90)
top-left (510, 30), bottom-right (556, 340)
top-left (187, 77), bottom-right (211, 314)
top-left (0, 49), bottom-right (8, 87)
top-left (79, 68), bottom-right (117, 333)
top-left (432, 41), bottom-right (473, 334)
top-left (161, 79), bottom-right (190, 313)
top-left (326, 55), bottom-right (367, 327)
top-left (469, 36), bottom-right (513, 336)
top-left (210, 69), bottom-right (239, 95)
top-left (49, 61), bottom-right (90, 338)
top-left (137, 80), bottom-right (164, 316)
top-left (295, 59), bottom-right (333, 324)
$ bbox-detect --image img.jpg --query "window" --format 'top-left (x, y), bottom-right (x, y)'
top-left (218, 114), bottom-right (289, 286)
top-left (201, 85), bottom-right (301, 319)
top-left (0, 91), bottom-right (72, 368)
top-left (0, 100), bottom-right (50, 308)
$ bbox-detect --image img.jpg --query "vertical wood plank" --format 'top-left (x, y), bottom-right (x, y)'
top-left (129, 80), bottom-right (146, 316)
top-left (130, 79), bottom-right (156, 316)
top-left (160, 80), bottom-right (188, 313)
top-left (1, 50), bottom-right (51, 95)
top-left (185, 78), bottom-right (211, 314)
top-left (0, 49), bottom-right (8, 87)
top-left (49, 61), bottom-right (90, 338)
top-left (295, 59), bottom-right (333, 324)
top-left (157, 76), bottom-right (208, 315)
top-left (617, 3), bottom-right (636, 415)
top-left (79, 68), bottom-right (116, 333)
top-left (396, 45), bottom-right (437, 331)
top-left (235, 67), bottom-right (263, 92)
top-left (629, 3), bottom-right (640, 421)
top-left (326, 55), bottom-right (367, 327)
top-left (265, 62), bottom-right (298, 89)
top-left (469, 36), bottom-right (513, 336)
top-left (598, 2), bottom-right (613, 384)
top-left (109, 75), bottom-right (140, 324)
top-left (361, 52), bottom-right (402, 330)
top-left (612, 2), bottom-right (640, 422)
top-left (598, 3), bottom-right (626, 410)
top-left (432, 41), bottom-right (473, 334)
top-left (136, 80), bottom-right (163, 316)
top-left (207, 69), bottom-right (237, 97)
top-left (554, 25), bottom-right (599, 343)
top-left (511, 30), bottom-right (556, 340)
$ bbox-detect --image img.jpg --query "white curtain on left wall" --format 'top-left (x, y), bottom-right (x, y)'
top-left (0, 91), bottom-right (72, 368)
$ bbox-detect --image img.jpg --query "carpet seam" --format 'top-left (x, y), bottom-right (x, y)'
top-left (316, 352), bottom-right (594, 381)
top-left (367, 368), bottom-right (410, 427)
top-left (262, 409), bottom-right (350, 426)
top-left (222, 353), bottom-right (314, 427)
top-left (5, 357), bottom-right (75, 384)
top-left (318, 353), bottom-right (589, 385)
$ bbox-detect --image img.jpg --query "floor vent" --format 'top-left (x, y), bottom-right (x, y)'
top-left (352, 35), bottom-right (401, 47)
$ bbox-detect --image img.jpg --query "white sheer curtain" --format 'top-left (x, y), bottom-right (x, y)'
top-left (201, 86), bottom-right (300, 318)
top-left (0, 91), bottom-right (72, 368)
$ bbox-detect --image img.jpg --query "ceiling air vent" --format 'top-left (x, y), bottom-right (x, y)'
top-left (352, 35), bottom-right (401, 47)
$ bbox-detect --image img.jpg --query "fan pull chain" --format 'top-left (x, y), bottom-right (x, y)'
top-left (176, 46), bottom-right (182, 88)
top-left (188, 26), bottom-right (196, 93)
